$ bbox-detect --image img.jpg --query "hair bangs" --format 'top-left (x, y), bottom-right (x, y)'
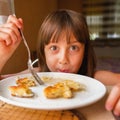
top-left (48, 23), bottom-right (73, 44)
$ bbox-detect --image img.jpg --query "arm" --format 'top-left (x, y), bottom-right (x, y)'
top-left (94, 70), bottom-right (120, 116)
top-left (94, 70), bottom-right (120, 85)
top-left (0, 15), bottom-right (23, 73)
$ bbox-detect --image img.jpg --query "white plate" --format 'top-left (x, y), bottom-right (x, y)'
top-left (0, 72), bottom-right (106, 110)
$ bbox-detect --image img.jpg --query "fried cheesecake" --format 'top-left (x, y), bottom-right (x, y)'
top-left (16, 77), bottom-right (36, 87)
top-left (44, 82), bottom-right (73, 98)
top-left (9, 85), bottom-right (34, 98)
top-left (44, 80), bottom-right (85, 99)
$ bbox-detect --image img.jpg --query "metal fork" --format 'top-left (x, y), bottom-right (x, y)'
top-left (19, 29), bottom-right (44, 85)
top-left (7, 0), bottom-right (43, 85)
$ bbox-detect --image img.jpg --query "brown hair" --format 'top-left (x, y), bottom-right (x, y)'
top-left (37, 9), bottom-right (96, 77)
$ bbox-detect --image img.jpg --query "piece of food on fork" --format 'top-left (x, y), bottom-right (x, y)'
top-left (9, 85), bottom-right (34, 98)
top-left (16, 77), bottom-right (36, 87)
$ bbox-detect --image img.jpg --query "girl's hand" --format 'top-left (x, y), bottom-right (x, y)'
top-left (105, 83), bottom-right (120, 116)
top-left (0, 15), bottom-right (23, 72)
top-left (0, 15), bottom-right (23, 45)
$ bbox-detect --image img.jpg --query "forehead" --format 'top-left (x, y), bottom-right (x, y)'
top-left (50, 29), bottom-right (78, 43)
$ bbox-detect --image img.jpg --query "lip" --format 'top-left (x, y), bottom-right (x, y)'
top-left (57, 69), bottom-right (70, 73)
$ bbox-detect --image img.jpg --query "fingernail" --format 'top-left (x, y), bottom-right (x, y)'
top-left (105, 105), bottom-right (113, 111)
top-left (114, 111), bottom-right (120, 116)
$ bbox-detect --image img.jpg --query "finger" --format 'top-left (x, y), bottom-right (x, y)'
top-left (7, 28), bottom-right (18, 45)
top-left (113, 98), bottom-right (120, 116)
top-left (6, 23), bottom-right (21, 43)
top-left (0, 31), bottom-right (13, 45)
top-left (18, 18), bottom-right (24, 30)
top-left (105, 84), bottom-right (120, 111)
top-left (7, 15), bottom-right (23, 29)
top-left (1, 23), bottom-right (21, 42)
top-left (0, 26), bottom-right (19, 45)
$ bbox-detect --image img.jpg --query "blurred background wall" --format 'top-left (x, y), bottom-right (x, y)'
top-left (1, 0), bottom-right (120, 74)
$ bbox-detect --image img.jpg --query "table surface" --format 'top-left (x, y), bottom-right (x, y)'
top-left (0, 100), bottom-right (81, 120)
top-left (0, 86), bottom-right (116, 120)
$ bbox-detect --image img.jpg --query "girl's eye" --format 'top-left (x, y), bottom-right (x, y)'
top-left (50, 46), bottom-right (58, 51)
top-left (70, 45), bottom-right (79, 51)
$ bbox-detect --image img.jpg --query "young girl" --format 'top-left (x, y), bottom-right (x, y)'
top-left (0, 9), bottom-right (120, 116)
top-left (37, 9), bottom-right (120, 116)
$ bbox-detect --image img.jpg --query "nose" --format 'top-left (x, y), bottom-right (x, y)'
top-left (59, 50), bottom-right (68, 65)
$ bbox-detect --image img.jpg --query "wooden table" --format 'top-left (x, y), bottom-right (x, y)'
top-left (0, 100), bottom-right (82, 120)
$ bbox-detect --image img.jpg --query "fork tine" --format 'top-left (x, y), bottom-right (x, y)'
top-left (28, 59), bottom-right (44, 85)
top-left (28, 66), bottom-right (44, 85)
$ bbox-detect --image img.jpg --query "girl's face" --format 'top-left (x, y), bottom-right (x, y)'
top-left (44, 33), bottom-right (85, 74)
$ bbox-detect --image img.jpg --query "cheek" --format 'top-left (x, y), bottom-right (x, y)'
top-left (71, 53), bottom-right (84, 73)
top-left (46, 56), bottom-right (52, 64)
top-left (45, 53), bottom-right (52, 65)
top-left (72, 56), bottom-right (83, 67)
top-left (45, 52), bottom-right (57, 71)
